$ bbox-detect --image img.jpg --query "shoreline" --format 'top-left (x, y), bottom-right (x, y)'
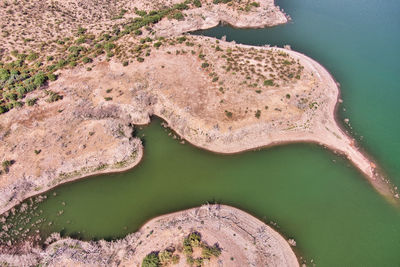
top-left (152, 39), bottom-right (398, 202)
top-left (0, 37), bottom-right (397, 218)
top-left (0, 0), bottom-right (292, 216)
top-left (0, 142), bottom-right (145, 216)
top-left (0, 204), bottom-right (300, 266)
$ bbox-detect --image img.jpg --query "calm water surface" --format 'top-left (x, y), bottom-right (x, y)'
top-left (2, 0), bottom-right (400, 266)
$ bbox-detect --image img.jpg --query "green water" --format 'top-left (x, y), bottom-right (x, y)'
top-left (2, 0), bottom-right (400, 266)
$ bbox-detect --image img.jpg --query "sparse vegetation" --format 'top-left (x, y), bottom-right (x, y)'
top-left (2, 160), bottom-right (13, 174)
top-left (142, 252), bottom-right (160, 267)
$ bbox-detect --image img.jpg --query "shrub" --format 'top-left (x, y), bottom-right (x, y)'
top-left (159, 250), bottom-right (172, 264)
top-left (202, 244), bottom-right (222, 259)
top-left (0, 68), bottom-right (10, 81)
top-left (46, 91), bottom-right (63, 102)
top-left (201, 62), bottom-right (209, 68)
top-left (172, 255), bottom-right (180, 264)
top-left (142, 252), bottom-right (160, 267)
top-left (56, 59), bottom-right (67, 68)
top-left (26, 98), bottom-right (38, 106)
top-left (172, 12), bottom-right (184, 21)
top-left (33, 72), bottom-right (47, 87)
top-left (82, 57), bottom-right (92, 64)
top-left (225, 110), bottom-right (233, 118)
top-left (174, 3), bottom-right (189, 10)
top-left (104, 42), bottom-right (115, 52)
top-left (189, 232), bottom-right (201, 247)
top-left (27, 52), bottom-right (38, 61)
top-left (177, 36), bottom-right (187, 43)
top-left (0, 106), bottom-right (8, 114)
top-left (183, 237), bottom-right (193, 255)
top-left (135, 9), bottom-right (147, 17)
top-left (76, 36), bottom-right (86, 44)
top-left (154, 41), bottom-right (162, 48)
top-left (122, 61), bottom-right (129, 66)
top-left (263, 79), bottom-right (274, 86)
top-left (47, 73), bottom-right (57, 81)
top-left (77, 27), bottom-right (87, 35)
top-left (2, 160), bottom-right (13, 174)
top-left (250, 1), bottom-right (260, 7)
top-left (193, 0), bottom-right (202, 7)
top-left (255, 109), bottom-right (261, 118)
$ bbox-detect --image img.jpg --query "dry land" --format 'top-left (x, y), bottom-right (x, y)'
top-left (0, 205), bottom-right (299, 267)
top-left (0, 0), bottom-right (398, 263)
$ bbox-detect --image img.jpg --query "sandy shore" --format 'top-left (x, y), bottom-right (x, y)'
top-left (0, 205), bottom-right (299, 267)
top-left (0, 0), bottom-right (292, 216)
top-left (152, 40), bottom-right (396, 201)
top-left (0, 36), bottom-right (397, 217)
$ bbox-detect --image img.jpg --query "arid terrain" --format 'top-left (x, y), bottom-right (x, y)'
top-left (0, 205), bottom-right (299, 267)
top-left (0, 0), bottom-right (398, 265)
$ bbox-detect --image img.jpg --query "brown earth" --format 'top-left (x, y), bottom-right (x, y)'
top-left (0, 205), bottom-right (300, 267)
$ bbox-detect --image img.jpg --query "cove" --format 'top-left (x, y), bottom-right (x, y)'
top-left (2, 118), bottom-right (400, 266)
top-left (1, 0), bottom-right (400, 266)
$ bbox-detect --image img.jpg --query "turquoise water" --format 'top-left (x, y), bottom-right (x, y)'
top-left (2, 0), bottom-right (400, 266)
top-left (197, 0), bottom-right (400, 186)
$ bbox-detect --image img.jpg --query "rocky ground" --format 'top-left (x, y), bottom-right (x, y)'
top-left (0, 205), bottom-right (299, 267)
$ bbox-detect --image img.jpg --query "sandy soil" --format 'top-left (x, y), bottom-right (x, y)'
top-left (0, 205), bottom-right (299, 267)
top-left (0, 0), bottom-right (296, 216)
top-left (0, 34), bottom-right (397, 218)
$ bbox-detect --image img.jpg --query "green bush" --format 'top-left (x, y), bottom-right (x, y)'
top-left (27, 52), bottom-right (38, 61)
top-left (177, 36), bottom-right (187, 43)
top-left (183, 237), bottom-right (193, 255)
top-left (46, 91), bottom-right (63, 102)
top-left (142, 252), bottom-right (160, 267)
top-left (47, 73), bottom-right (57, 81)
top-left (82, 57), bottom-right (92, 64)
top-left (193, 0), bottom-right (202, 7)
top-left (33, 72), bottom-right (47, 87)
top-left (159, 250), bottom-right (172, 264)
top-left (2, 160), bottom-right (13, 173)
top-left (172, 12), bottom-right (184, 20)
top-left (26, 98), bottom-right (38, 106)
top-left (263, 79), bottom-right (274, 86)
top-left (225, 110), bottom-right (233, 118)
top-left (135, 9), bottom-right (147, 17)
top-left (189, 232), bottom-right (201, 247)
top-left (0, 68), bottom-right (10, 81)
top-left (201, 62), bottom-right (209, 68)
top-left (0, 106), bottom-right (8, 114)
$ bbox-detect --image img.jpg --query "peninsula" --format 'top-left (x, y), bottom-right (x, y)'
top-left (0, 205), bottom-right (299, 266)
top-left (0, 0), bottom-right (398, 264)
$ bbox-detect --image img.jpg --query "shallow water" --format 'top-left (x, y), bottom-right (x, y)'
top-left (1, 0), bottom-right (400, 266)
